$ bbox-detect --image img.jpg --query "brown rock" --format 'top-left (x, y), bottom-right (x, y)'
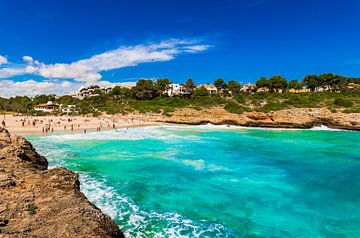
top-left (158, 107), bottom-right (360, 131)
top-left (0, 128), bottom-right (124, 238)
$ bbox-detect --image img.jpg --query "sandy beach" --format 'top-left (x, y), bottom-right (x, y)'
top-left (0, 113), bottom-right (163, 136)
top-left (1, 106), bottom-right (360, 136)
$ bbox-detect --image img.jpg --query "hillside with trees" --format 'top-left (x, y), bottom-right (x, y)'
top-left (0, 73), bottom-right (359, 116)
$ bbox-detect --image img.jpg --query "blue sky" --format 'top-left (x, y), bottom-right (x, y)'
top-left (0, 0), bottom-right (360, 96)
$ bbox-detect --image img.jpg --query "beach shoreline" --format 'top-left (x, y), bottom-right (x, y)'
top-left (1, 107), bottom-right (360, 136)
top-left (0, 114), bottom-right (163, 136)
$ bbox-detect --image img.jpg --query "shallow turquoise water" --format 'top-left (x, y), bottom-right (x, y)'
top-left (28, 125), bottom-right (360, 237)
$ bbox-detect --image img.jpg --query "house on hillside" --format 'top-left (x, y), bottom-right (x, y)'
top-left (314, 85), bottom-right (332, 92)
top-left (256, 87), bottom-right (270, 93)
top-left (347, 83), bottom-right (360, 90)
top-left (166, 84), bottom-right (186, 97)
top-left (34, 101), bottom-right (60, 113)
top-left (75, 86), bottom-right (111, 99)
top-left (76, 88), bottom-right (100, 99)
top-left (74, 84), bottom-right (136, 99)
top-left (240, 83), bottom-right (256, 92)
top-left (197, 84), bottom-right (218, 95)
top-left (288, 88), bottom-right (311, 93)
top-left (62, 105), bottom-right (77, 114)
top-left (101, 87), bottom-right (113, 94)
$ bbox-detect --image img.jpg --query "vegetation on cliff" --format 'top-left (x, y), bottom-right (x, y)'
top-left (0, 73), bottom-right (359, 116)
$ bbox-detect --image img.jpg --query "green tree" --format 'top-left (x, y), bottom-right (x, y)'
top-left (288, 80), bottom-right (298, 89)
top-left (227, 80), bottom-right (241, 95)
top-left (110, 86), bottom-right (131, 99)
top-left (214, 78), bottom-right (226, 92)
top-left (156, 78), bottom-right (172, 92)
top-left (269, 75), bottom-right (288, 92)
top-left (33, 94), bottom-right (55, 104)
top-left (185, 78), bottom-right (196, 93)
top-left (5, 96), bottom-right (32, 113)
top-left (256, 77), bottom-right (270, 88)
top-left (193, 86), bottom-right (208, 96)
top-left (131, 79), bottom-right (159, 100)
top-left (303, 74), bottom-right (320, 91)
top-left (56, 95), bottom-right (80, 106)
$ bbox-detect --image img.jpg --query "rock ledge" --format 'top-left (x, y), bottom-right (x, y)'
top-left (0, 127), bottom-right (124, 238)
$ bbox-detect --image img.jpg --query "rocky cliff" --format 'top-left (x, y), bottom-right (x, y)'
top-left (0, 128), bottom-right (124, 238)
top-left (159, 107), bottom-right (360, 131)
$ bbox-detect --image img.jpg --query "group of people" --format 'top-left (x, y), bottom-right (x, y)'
top-left (0, 113), bottom-right (159, 135)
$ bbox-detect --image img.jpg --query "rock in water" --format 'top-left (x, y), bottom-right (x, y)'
top-left (0, 128), bottom-right (124, 238)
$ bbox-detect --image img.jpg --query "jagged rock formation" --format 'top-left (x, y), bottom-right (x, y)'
top-left (159, 107), bottom-right (360, 130)
top-left (0, 128), bottom-right (124, 238)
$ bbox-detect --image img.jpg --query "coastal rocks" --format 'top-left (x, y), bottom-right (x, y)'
top-left (0, 128), bottom-right (124, 238)
top-left (160, 107), bottom-right (360, 131)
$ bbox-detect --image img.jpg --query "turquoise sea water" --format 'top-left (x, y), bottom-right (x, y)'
top-left (27, 125), bottom-right (360, 237)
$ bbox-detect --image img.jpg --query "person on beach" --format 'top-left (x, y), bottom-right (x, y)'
top-left (2, 120), bottom-right (6, 127)
top-left (84, 129), bottom-right (87, 134)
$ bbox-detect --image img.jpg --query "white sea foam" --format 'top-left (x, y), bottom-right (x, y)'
top-left (182, 159), bottom-right (205, 170)
top-left (309, 125), bottom-right (346, 131)
top-left (32, 124), bottom-right (349, 145)
top-left (39, 125), bottom-right (203, 142)
top-left (180, 159), bottom-right (230, 172)
top-left (165, 123), bottom-right (353, 132)
top-left (78, 172), bottom-right (233, 237)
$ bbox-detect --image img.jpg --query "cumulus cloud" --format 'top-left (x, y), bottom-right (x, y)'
top-left (22, 55), bottom-right (34, 63)
top-left (0, 55), bottom-right (8, 65)
top-left (0, 79), bottom-right (79, 98)
top-left (0, 79), bottom-right (136, 98)
top-left (0, 67), bottom-right (26, 78)
top-left (0, 39), bottom-right (211, 83)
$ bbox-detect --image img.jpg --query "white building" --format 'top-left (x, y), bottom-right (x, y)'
top-left (76, 88), bottom-right (100, 99)
top-left (101, 87), bottom-right (113, 94)
top-left (240, 83), bottom-right (256, 92)
top-left (62, 105), bottom-right (76, 114)
top-left (34, 101), bottom-right (60, 113)
top-left (166, 84), bottom-right (186, 97)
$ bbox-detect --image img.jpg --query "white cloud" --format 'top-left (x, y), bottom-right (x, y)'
top-left (0, 79), bottom-right (136, 98)
top-left (0, 39), bottom-right (211, 83)
top-left (0, 67), bottom-right (26, 78)
top-left (0, 55), bottom-right (8, 65)
top-left (23, 55), bottom-right (34, 63)
top-left (0, 79), bottom-right (79, 98)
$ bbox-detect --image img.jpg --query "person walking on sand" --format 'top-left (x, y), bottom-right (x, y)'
top-left (84, 129), bottom-right (87, 134)
top-left (2, 120), bottom-right (5, 127)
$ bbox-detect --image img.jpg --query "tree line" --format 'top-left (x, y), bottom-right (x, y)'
top-left (255, 73), bottom-right (360, 92)
top-left (0, 73), bottom-right (359, 114)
